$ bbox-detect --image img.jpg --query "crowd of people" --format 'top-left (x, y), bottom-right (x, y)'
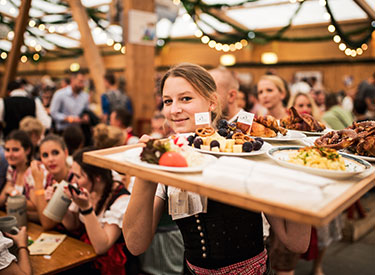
top-left (0, 64), bottom-right (374, 275)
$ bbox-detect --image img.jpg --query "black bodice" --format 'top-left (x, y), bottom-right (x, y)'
top-left (175, 199), bottom-right (264, 269)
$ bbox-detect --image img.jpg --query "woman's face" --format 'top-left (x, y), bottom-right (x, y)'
top-left (162, 77), bottom-right (214, 133)
top-left (257, 79), bottom-right (285, 110)
top-left (294, 94), bottom-right (312, 115)
top-left (70, 162), bottom-right (91, 190)
top-left (40, 141), bottom-right (68, 176)
top-left (4, 140), bottom-right (29, 167)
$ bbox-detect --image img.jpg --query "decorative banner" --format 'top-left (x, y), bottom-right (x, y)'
top-left (128, 9), bottom-right (157, 46)
top-left (195, 112), bottom-right (210, 125)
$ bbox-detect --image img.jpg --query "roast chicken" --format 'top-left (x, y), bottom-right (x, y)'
top-left (250, 115), bottom-right (288, 138)
top-left (280, 107), bottom-right (326, 132)
top-left (314, 129), bottom-right (357, 150)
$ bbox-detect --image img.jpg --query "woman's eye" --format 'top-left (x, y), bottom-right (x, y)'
top-left (163, 99), bottom-right (172, 105)
top-left (52, 150), bottom-right (60, 156)
top-left (42, 153), bottom-right (49, 158)
top-left (181, 97), bottom-right (192, 102)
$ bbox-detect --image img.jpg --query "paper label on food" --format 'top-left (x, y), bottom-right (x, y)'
top-left (237, 111), bottom-right (254, 125)
top-left (195, 112), bottom-right (210, 125)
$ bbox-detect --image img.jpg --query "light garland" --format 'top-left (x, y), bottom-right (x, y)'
top-left (0, 0), bottom-right (126, 63)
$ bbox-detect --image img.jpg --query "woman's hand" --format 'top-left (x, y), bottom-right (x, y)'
top-left (4, 185), bottom-right (18, 197)
top-left (5, 226), bottom-right (28, 247)
top-left (30, 160), bottom-right (44, 189)
top-left (139, 134), bottom-right (152, 144)
top-left (64, 186), bottom-right (92, 211)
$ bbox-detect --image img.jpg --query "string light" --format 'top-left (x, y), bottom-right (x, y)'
top-left (0, 52), bottom-right (7, 59)
top-left (173, 0), bottom-right (180, 5)
top-left (121, 46), bottom-right (126, 54)
top-left (38, 24), bottom-right (46, 31)
top-left (21, 55), bottom-right (28, 63)
top-left (113, 43), bottom-right (122, 51)
top-left (33, 53), bottom-right (40, 61)
top-left (106, 39), bottom-right (114, 46)
top-left (333, 35), bottom-right (341, 43)
top-left (48, 26), bottom-right (55, 33)
top-left (201, 36), bottom-right (209, 44)
top-left (29, 20), bottom-right (36, 27)
top-left (327, 25), bottom-right (335, 33)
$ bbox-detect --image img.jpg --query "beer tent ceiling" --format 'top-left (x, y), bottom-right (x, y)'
top-left (0, 0), bottom-right (374, 60)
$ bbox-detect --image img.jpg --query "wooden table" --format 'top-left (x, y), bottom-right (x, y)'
top-left (83, 141), bottom-right (375, 226)
top-left (1, 212), bottom-right (96, 275)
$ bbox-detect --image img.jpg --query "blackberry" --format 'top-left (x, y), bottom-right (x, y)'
top-left (218, 128), bottom-right (228, 137)
top-left (217, 119), bottom-right (228, 129)
top-left (193, 138), bottom-right (203, 149)
top-left (187, 135), bottom-right (195, 146)
top-left (253, 140), bottom-right (262, 151)
top-left (242, 142), bottom-right (253, 152)
top-left (255, 137), bottom-right (264, 145)
top-left (210, 140), bottom-right (220, 148)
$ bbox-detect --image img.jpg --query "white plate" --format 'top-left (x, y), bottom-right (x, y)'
top-left (267, 146), bottom-right (372, 179)
top-left (256, 130), bottom-right (306, 142)
top-left (295, 128), bottom-right (333, 136)
top-left (107, 147), bottom-right (217, 173)
top-left (340, 149), bottom-right (375, 163)
top-left (302, 137), bottom-right (319, 146)
top-left (192, 141), bottom-right (272, 157)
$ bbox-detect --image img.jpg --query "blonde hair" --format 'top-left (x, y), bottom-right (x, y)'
top-left (259, 75), bottom-right (287, 96)
top-left (160, 63), bottom-right (222, 124)
top-left (93, 123), bottom-right (124, 149)
top-left (288, 92), bottom-right (321, 119)
top-left (19, 116), bottom-right (44, 137)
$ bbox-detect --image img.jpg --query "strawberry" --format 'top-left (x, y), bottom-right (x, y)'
top-left (159, 151), bottom-right (188, 167)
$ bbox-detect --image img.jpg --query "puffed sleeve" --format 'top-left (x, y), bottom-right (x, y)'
top-left (100, 195), bottom-right (130, 228)
top-left (0, 232), bottom-right (16, 271)
top-left (155, 184), bottom-right (167, 201)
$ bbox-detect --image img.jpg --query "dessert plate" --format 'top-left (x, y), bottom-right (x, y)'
top-left (107, 147), bottom-right (217, 173)
top-left (192, 141), bottom-right (272, 157)
top-left (267, 146), bottom-right (372, 179)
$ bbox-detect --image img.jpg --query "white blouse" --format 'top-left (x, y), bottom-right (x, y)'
top-left (0, 231), bottom-right (16, 271)
top-left (69, 194), bottom-right (130, 229)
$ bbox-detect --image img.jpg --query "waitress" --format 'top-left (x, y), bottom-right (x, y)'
top-left (123, 63), bottom-right (311, 274)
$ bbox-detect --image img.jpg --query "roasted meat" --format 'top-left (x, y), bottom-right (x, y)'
top-left (314, 129), bottom-right (358, 150)
top-left (280, 107), bottom-right (326, 132)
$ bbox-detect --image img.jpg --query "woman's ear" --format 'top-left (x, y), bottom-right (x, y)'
top-left (209, 93), bottom-right (218, 112)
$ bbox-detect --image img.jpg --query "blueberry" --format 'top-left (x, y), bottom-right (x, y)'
top-left (187, 135), bottom-right (195, 146)
top-left (193, 138), bottom-right (203, 149)
top-left (253, 140), bottom-right (262, 151)
top-left (255, 137), bottom-right (264, 145)
top-left (242, 142), bottom-right (253, 152)
top-left (217, 119), bottom-right (228, 129)
top-left (210, 140), bottom-right (220, 148)
top-left (218, 128), bottom-right (228, 137)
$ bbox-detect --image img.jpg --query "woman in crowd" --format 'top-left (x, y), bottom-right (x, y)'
top-left (27, 134), bottom-right (71, 228)
top-left (62, 147), bottom-right (131, 274)
top-left (288, 92), bottom-right (321, 119)
top-left (19, 116), bottom-right (45, 160)
top-left (0, 130), bottom-right (33, 208)
top-left (123, 63), bottom-right (311, 274)
top-left (257, 75), bottom-right (288, 119)
top-left (93, 123), bottom-right (125, 149)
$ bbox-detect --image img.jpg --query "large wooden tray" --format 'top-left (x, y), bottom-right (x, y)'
top-left (83, 144), bottom-right (375, 226)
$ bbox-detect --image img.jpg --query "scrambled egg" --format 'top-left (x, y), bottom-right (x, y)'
top-left (289, 146), bottom-right (346, 171)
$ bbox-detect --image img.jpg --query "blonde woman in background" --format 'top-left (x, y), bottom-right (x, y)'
top-left (93, 123), bottom-right (125, 149)
top-left (287, 92), bottom-right (321, 120)
top-left (257, 75), bottom-right (288, 119)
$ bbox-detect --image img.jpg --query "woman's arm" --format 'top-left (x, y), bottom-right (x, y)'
top-left (80, 209), bottom-right (122, 255)
top-left (62, 208), bottom-right (81, 231)
top-left (266, 215), bottom-right (311, 253)
top-left (122, 178), bottom-right (165, 255)
top-left (29, 161), bottom-right (58, 230)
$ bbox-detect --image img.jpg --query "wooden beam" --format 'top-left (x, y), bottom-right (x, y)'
top-left (122, 0), bottom-right (155, 135)
top-left (208, 8), bottom-right (249, 31)
top-left (0, 0), bottom-right (32, 98)
top-left (354, 0), bottom-right (375, 20)
top-left (66, 0), bottom-right (106, 106)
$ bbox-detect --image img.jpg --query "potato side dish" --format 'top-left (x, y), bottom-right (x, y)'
top-left (288, 146), bottom-right (346, 171)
